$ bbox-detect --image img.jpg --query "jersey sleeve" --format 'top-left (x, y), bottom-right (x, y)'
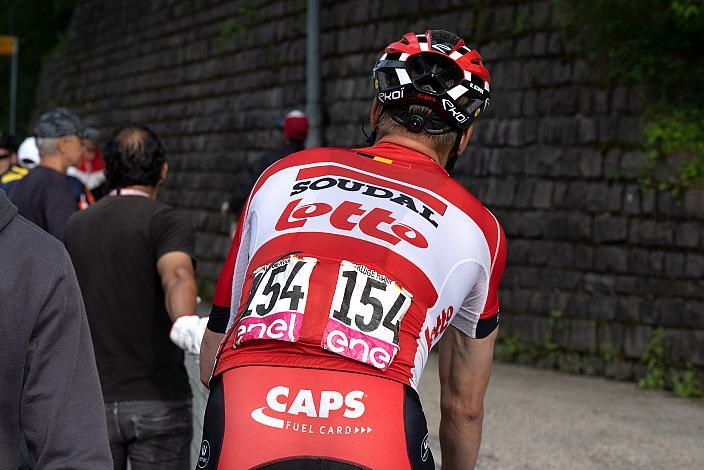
top-left (452, 218), bottom-right (507, 339)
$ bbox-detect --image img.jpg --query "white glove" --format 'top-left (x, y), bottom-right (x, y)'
top-left (170, 315), bottom-right (209, 355)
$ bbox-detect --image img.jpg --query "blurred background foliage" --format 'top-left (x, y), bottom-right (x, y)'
top-left (556, 0), bottom-right (704, 189)
top-left (0, 0), bottom-right (75, 136)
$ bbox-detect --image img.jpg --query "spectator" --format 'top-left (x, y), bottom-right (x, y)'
top-left (0, 133), bottom-right (28, 192)
top-left (8, 108), bottom-right (87, 241)
top-left (68, 127), bottom-right (108, 200)
top-left (0, 189), bottom-right (113, 469)
top-left (65, 124), bottom-right (203, 470)
top-left (222, 109), bottom-right (309, 226)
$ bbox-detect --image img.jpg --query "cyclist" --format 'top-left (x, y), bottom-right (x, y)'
top-left (198, 30), bottom-right (506, 470)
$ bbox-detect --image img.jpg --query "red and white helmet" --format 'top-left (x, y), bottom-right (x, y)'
top-left (373, 30), bottom-right (491, 134)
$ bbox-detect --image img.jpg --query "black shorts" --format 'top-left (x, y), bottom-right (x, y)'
top-left (196, 365), bottom-right (434, 469)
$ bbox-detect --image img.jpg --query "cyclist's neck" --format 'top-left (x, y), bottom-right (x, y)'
top-left (374, 135), bottom-right (446, 167)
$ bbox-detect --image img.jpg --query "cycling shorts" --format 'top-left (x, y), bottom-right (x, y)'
top-left (197, 365), bottom-right (434, 469)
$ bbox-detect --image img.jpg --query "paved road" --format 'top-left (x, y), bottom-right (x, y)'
top-left (418, 354), bottom-right (704, 470)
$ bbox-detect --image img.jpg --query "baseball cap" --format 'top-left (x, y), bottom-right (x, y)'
top-left (33, 107), bottom-right (88, 139)
top-left (17, 137), bottom-right (40, 168)
top-left (279, 109), bottom-right (309, 141)
top-left (82, 127), bottom-right (100, 141)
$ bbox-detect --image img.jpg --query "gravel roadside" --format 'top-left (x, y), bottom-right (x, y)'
top-left (418, 354), bottom-right (704, 470)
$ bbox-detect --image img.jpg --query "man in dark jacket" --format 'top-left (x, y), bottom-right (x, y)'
top-left (0, 189), bottom-right (112, 469)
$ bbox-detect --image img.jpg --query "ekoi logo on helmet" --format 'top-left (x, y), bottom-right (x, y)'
top-left (377, 88), bottom-right (404, 103)
top-left (442, 99), bottom-right (469, 124)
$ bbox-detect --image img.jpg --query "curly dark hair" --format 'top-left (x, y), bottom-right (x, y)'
top-left (103, 124), bottom-right (166, 188)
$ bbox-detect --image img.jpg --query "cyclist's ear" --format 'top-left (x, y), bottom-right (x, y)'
top-left (370, 99), bottom-right (381, 127)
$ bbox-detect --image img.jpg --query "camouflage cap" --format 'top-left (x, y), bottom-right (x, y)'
top-left (82, 127), bottom-right (100, 141)
top-left (33, 107), bottom-right (87, 138)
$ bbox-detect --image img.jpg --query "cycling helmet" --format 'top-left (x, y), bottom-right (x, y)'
top-left (371, 30), bottom-right (491, 170)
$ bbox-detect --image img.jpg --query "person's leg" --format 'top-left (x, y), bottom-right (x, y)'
top-left (17, 437), bottom-right (33, 470)
top-left (123, 400), bottom-right (192, 470)
top-left (105, 401), bottom-right (128, 470)
top-left (185, 351), bottom-right (209, 468)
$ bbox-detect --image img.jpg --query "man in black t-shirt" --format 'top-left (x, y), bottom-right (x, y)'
top-left (65, 124), bottom-right (203, 470)
top-left (8, 108), bottom-right (88, 242)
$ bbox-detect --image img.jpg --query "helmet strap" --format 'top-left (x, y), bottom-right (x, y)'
top-left (364, 106), bottom-right (385, 145)
top-left (444, 129), bottom-right (464, 173)
top-left (361, 116), bottom-right (376, 145)
top-left (367, 128), bottom-right (378, 146)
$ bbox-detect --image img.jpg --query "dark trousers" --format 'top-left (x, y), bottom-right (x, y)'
top-left (105, 399), bottom-right (192, 470)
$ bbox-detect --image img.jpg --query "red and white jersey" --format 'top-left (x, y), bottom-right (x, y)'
top-left (212, 142), bottom-right (506, 389)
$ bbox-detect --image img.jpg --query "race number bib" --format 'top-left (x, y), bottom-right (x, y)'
top-left (322, 261), bottom-right (412, 370)
top-left (236, 256), bottom-right (317, 346)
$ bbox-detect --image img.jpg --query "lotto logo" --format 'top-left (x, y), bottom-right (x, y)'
top-left (276, 198), bottom-right (428, 248)
top-left (424, 306), bottom-right (454, 348)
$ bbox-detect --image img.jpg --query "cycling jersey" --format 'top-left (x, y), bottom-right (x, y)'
top-left (211, 142), bottom-right (506, 388)
top-left (202, 142), bottom-right (506, 469)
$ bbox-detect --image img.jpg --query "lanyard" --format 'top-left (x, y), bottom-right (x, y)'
top-left (109, 188), bottom-right (150, 198)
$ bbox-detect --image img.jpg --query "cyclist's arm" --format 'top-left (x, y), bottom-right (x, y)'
top-left (438, 326), bottom-right (497, 470)
top-left (200, 330), bottom-right (225, 385)
top-left (200, 210), bottom-right (253, 386)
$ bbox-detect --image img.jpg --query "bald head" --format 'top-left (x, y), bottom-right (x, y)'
top-left (104, 124), bottom-right (166, 189)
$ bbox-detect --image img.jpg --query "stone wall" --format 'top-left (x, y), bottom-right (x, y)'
top-left (35, 0), bottom-right (703, 377)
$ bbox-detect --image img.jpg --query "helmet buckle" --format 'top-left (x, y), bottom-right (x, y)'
top-left (406, 115), bottom-right (425, 133)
